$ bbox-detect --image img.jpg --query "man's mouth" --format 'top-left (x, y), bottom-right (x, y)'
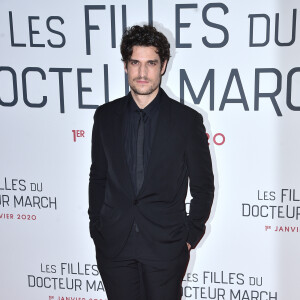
top-left (135, 78), bottom-right (149, 84)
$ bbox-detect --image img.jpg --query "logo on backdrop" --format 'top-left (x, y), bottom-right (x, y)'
top-left (0, 177), bottom-right (58, 222)
top-left (27, 261), bottom-right (105, 299)
top-left (72, 130), bottom-right (85, 142)
top-left (182, 270), bottom-right (278, 299)
top-left (242, 188), bottom-right (300, 232)
top-left (0, 4), bottom-right (299, 115)
top-left (207, 133), bottom-right (225, 146)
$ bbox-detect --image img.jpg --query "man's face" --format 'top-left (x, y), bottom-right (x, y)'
top-left (124, 45), bottom-right (167, 97)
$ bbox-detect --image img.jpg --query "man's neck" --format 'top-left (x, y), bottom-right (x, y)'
top-left (131, 88), bottom-right (159, 109)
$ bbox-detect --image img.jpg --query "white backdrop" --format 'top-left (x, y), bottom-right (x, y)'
top-left (1, 0), bottom-right (300, 299)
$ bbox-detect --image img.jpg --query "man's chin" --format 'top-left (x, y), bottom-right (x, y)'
top-left (131, 86), bottom-right (158, 96)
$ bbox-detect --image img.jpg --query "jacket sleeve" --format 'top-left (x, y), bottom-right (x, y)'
top-left (88, 107), bottom-right (108, 239)
top-left (185, 112), bottom-right (214, 249)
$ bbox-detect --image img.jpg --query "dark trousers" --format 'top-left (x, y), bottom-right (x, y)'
top-left (96, 221), bottom-right (190, 300)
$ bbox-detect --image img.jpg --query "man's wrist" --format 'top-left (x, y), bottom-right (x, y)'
top-left (186, 242), bottom-right (191, 250)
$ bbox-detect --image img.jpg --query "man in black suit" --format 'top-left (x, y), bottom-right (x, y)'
top-left (88, 25), bottom-right (214, 300)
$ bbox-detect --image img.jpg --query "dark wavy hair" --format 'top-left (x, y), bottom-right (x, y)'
top-left (121, 25), bottom-right (170, 69)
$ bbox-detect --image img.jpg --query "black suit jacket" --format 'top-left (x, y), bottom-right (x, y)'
top-left (88, 88), bottom-right (214, 260)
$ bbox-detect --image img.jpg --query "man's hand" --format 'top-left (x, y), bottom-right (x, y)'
top-left (186, 242), bottom-right (191, 251)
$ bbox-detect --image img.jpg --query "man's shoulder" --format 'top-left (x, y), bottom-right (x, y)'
top-left (94, 95), bottom-right (127, 116)
top-left (162, 89), bottom-right (200, 119)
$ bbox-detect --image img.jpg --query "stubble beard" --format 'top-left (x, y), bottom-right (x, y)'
top-left (130, 77), bottom-right (161, 96)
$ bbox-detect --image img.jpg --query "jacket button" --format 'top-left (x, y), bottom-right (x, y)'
top-left (134, 199), bottom-right (138, 205)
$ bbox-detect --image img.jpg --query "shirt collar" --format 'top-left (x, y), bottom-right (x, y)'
top-left (128, 88), bottom-right (161, 120)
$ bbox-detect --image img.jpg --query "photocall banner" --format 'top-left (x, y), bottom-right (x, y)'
top-left (0, 0), bottom-right (299, 299)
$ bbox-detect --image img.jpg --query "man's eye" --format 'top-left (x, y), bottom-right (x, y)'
top-left (149, 61), bottom-right (156, 65)
top-left (131, 61), bottom-right (138, 65)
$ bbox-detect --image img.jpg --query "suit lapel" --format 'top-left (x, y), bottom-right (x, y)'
top-left (113, 94), bottom-right (136, 199)
top-left (113, 89), bottom-right (171, 200)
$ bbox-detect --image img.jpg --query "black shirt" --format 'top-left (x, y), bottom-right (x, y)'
top-left (124, 88), bottom-right (161, 196)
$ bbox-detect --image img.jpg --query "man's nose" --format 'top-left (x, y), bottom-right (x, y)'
top-left (139, 64), bottom-right (147, 77)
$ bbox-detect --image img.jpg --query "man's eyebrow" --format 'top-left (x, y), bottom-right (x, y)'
top-left (129, 59), bottom-right (159, 62)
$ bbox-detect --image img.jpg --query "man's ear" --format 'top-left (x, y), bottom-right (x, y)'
top-left (160, 60), bottom-right (168, 75)
top-left (124, 62), bottom-right (128, 74)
